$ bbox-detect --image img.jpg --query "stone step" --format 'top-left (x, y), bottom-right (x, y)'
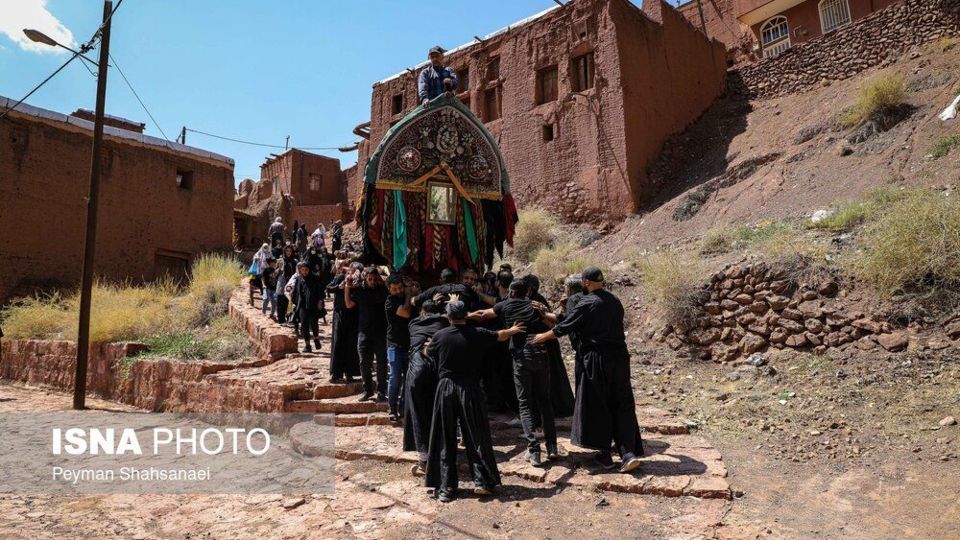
top-left (312, 382), bottom-right (364, 400)
top-left (287, 397), bottom-right (388, 414)
top-left (334, 413), bottom-right (400, 427)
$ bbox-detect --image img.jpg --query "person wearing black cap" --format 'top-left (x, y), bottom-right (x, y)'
top-left (530, 266), bottom-right (644, 474)
top-left (424, 300), bottom-right (525, 503)
top-left (402, 299), bottom-right (448, 475)
top-left (418, 46), bottom-right (458, 105)
top-left (345, 267), bottom-right (390, 402)
top-left (469, 279), bottom-right (558, 467)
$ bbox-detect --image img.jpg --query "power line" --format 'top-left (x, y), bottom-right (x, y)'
top-left (109, 52), bottom-right (172, 142)
top-left (0, 0), bottom-right (125, 122)
top-left (184, 127), bottom-right (349, 151)
top-left (0, 52), bottom-right (82, 122)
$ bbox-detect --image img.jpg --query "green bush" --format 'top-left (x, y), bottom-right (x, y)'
top-left (511, 209), bottom-right (559, 263)
top-left (838, 73), bottom-right (906, 128)
top-left (532, 241), bottom-right (596, 285)
top-left (633, 249), bottom-right (706, 324)
top-left (852, 189), bottom-right (960, 298)
top-left (929, 134), bottom-right (960, 160)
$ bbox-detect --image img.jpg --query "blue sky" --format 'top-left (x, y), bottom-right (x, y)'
top-left (1, 0), bottom-right (657, 182)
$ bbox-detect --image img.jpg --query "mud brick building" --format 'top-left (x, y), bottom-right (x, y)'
top-left (0, 96), bottom-right (235, 304)
top-left (679, 0), bottom-right (901, 61)
top-left (233, 149), bottom-right (348, 249)
top-left (348, 0), bottom-right (728, 224)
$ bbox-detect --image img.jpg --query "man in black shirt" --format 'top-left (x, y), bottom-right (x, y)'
top-left (425, 301), bottom-right (524, 503)
top-left (471, 280), bottom-right (557, 466)
top-left (402, 300), bottom-right (448, 475)
top-left (384, 273), bottom-right (417, 420)
top-left (531, 267), bottom-right (643, 474)
top-left (291, 262), bottom-right (323, 353)
top-left (412, 268), bottom-right (479, 310)
top-left (523, 274), bottom-right (575, 419)
top-left (326, 260), bottom-right (359, 383)
top-left (345, 267), bottom-right (389, 402)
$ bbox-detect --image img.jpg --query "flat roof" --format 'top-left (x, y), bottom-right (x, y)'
top-left (375, 4), bottom-right (561, 85)
top-left (0, 95), bottom-right (234, 167)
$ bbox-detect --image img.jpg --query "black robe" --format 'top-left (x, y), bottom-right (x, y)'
top-left (327, 274), bottom-right (359, 377)
top-left (553, 289), bottom-right (642, 457)
top-left (424, 324), bottom-right (502, 491)
top-left (402, 315), bottom-right (448, 455)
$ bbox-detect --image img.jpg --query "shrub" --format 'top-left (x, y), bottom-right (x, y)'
top-left (852, 189), bottom-right (960, 298)
top-left (700, 221), bottom-right (792, 253)
top-left (633, 250), bottom-right (706, 324)
top-left (531, 241), bottom-right (595, 285)
top-left (809, 201), bottom-right (869, 231)
top-left (929, 134), bottom-right (960, 160)
top-left (511, 209), bottom-right (559, 263)
top-left (837, 73), bottom-right (906, 128)
top-left (182, 254), bottom-right (244, 326)
top-left (0, 293), bottom-right (71, 340)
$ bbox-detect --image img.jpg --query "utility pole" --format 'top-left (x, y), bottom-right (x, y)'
top-left (74, 0), bottom-right (113, 410)
top-left (285, 135), bottom-right (290, 150)
top-left (179, 126), bottom-right (186, 144)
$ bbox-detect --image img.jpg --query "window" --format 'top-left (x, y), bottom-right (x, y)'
top-left (760, 16), bottom-right (791, 58)
top-left (542, 124), bottom-right (555, 142)
top-left (571, 52), bottom-right (595, 92)
top-left (427, 182), bottom-right (457, 225)
top-left (486, 57), bottom-right (500, 81)
top-left (176, 169), bottom-right (193, 190)
top-left (819, 0), bottom-right (851, 34)
top-left (456, 68), bottom-right (470, 92)
top-left (483, 87), bottom-right (502, 122)
top-left (391, 94), bottom-right (404, 115)
top-left (309, 173), bottom-right (321, 191)
top-left (536, 65), bottom-right (559, 105)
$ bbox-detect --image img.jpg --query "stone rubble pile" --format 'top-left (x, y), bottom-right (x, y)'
top-left (654, 260), bottom-right (912, 361)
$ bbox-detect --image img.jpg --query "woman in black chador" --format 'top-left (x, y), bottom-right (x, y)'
top-left (326, 260), bottom-right (360, 383)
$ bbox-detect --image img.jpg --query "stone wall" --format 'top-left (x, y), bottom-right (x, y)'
top-left (734, 0), bottom-right (960, 99)
top-left (654, 260), bottom-right (923, 361)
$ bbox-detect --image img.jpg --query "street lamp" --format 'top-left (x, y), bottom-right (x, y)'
top-left (23, 28), bottom-right (100, 68)
top-left (24, 3), bottom-right (114, 410)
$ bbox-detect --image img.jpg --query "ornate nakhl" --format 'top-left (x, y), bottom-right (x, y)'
top-left (376, 105), bottom-right (501, 197)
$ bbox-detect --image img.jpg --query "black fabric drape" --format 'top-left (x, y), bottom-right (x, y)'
top-left (570, 344), bottom-right (643, 457)
top-left (402, 351), bottom-right (437, 454)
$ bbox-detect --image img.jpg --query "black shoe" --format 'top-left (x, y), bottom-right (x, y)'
top-left (345, 375), bottom-right (356, 383)
top-left (546, 444), bottom-right (560, 461)
top-left (388, 411), bottom-right (399, 422)
top-left (527, 450), bottom-right (544, 468)
top-left (329, 376), bottom-right (345, 384)
top-left (313, 338), bottom-right (322, 349)
top-left (302, 346), bottom-right (312, 353)
top-left (357, 392), bottom-right (374, 402)
top-left (437, 489), bottom-right (455, 503)
top-left (595, 451), bottom-right (616, 470)
top-left (376, 393), bottom-right (387, 403)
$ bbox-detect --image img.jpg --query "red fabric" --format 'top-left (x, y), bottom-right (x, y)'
top-left (423, 222), bottom-right (433, 269)
top-left (445, 226), bottom-right (458, 272)
top-left (504, 193), bottom-right (518, 247)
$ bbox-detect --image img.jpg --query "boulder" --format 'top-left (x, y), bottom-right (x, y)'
top-left (767, 295), bottom-right (790, 310)
top-left (805, 319), bottom-right (825, 333)
top-left (852, 319), bottom-right (882, 333)
top-left (769, 328), bottom-right (789, 343)
top-left (797, 300), bottom-right (823, 318)
top-left (876, 333), bottom-right (908, 352)
top-left (739, 333), bottom-right (766, 355)
top-left (734, 294), bottom-right (754, 305)
top-left (781, 308), bottom-right (804, 321)
top-left (778, 319), bottom-right (805, 333)
top-left (749, 302), bottom-right (770, 314)
top-left (785, 334), bottom-right (809, 348)
top-left (703, 302), bottom-right (722, 315)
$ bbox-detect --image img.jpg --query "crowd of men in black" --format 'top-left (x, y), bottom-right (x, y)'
top-left (250, 219), bottom-right (644, 503)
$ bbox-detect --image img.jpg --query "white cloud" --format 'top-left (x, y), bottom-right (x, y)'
top-left (0, 0), bottom-right (76, 54)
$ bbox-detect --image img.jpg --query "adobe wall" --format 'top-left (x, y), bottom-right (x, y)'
top-left (677, 0), bottom-right (754, 63)
top-left (744, 0), bottom-right (900, 47)
top-left (735, 0), bottom-right (960, 98)
top-left (618, 0), bottom-right (729, 206)
top-left (292, 204), bottom-right (347, 230)
top-left (359, 0), bottom-right (727, 224)
top-left (0, 109), bottom-right (234, 304)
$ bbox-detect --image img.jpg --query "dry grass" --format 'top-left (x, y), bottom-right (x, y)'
top-left (632, 249), bottom-right (707, 324)
top-left (511, 208), bottom-right (559, 263)
top-left (531, 241), bottom-right (596, 285)
top-left (851, 189), bottom-right (960, 299)
top-left (0, 254), bottom-right (245, 344)
top-left (837, 72), bottom-right (906, 128)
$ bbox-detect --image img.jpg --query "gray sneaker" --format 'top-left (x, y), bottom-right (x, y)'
top-left (527, 450), bottom-right (544, 467)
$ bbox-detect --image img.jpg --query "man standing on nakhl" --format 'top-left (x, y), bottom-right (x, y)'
top-left (418, 45), bottom-right (458, 105)
top-left (531, 266), bottom-right (643, 473)
top-left (424, 300), bottom-right (525, 503)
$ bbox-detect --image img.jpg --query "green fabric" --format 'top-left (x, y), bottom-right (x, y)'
top-left (393, 190), bottom-right (408, 269)
top-left (463, 198), bottom-right (479, 264)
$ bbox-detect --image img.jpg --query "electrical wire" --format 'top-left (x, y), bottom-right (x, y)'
top-left (0, 52), bottom-right (82, 121)
top-left (184, 128), bottom-right (349, 151)
top-left (109, 52), bottom-right (172, 142)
